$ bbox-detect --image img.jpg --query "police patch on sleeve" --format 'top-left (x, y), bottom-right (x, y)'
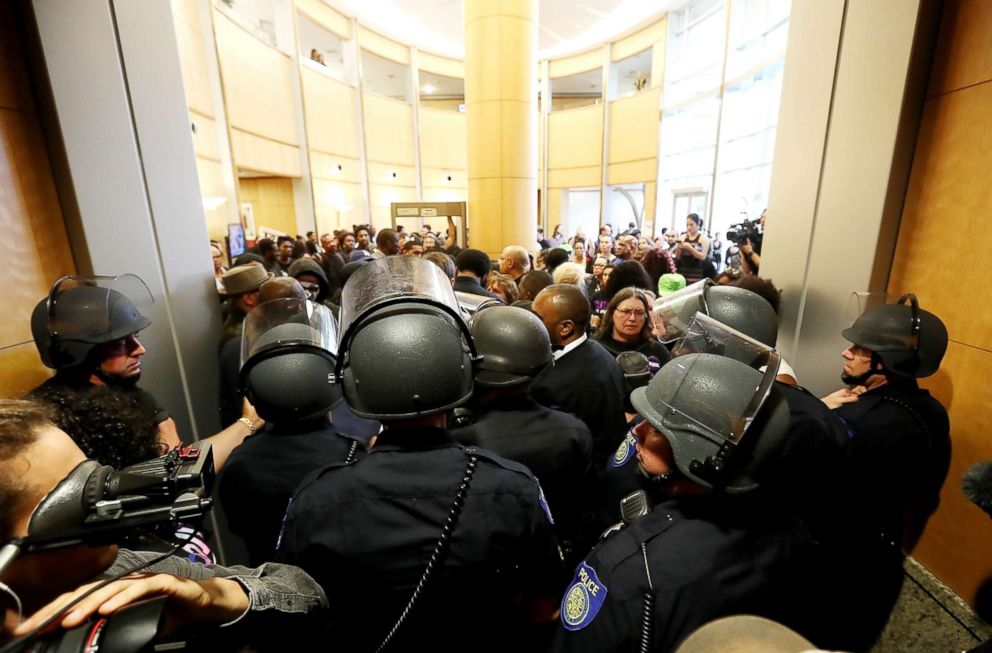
top-left (561, 562), bottom-right (608, 631)
top-left (536, 480), bottom-right (554, 525)
top-left (611, 431), bottom-right (638, 468)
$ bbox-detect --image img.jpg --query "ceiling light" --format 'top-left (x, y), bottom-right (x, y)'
top-left (422, 84), bottom-right (435, 94)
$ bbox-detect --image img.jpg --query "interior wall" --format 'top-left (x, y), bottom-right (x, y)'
top-left (0, 3), bottom-right (76, 398)
top-left (886, 0), bottom-right (992, 607)
top-left (239, 177), bottom-right (298, 235)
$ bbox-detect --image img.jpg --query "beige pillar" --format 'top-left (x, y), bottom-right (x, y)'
top-left (465, 0), bottom-right (538, 257)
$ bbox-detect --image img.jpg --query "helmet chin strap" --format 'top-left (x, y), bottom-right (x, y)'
top-left (91, 367), bottom-right (141, 389)
top-left (841, 351), bottom-right (885, 387)
top-left (637, 463), bottom-right (674, 485)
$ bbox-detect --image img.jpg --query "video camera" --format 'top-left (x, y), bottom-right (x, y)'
top-left (726, 218), bottom-right (762, 252)
top-left (0, 445), bottom-right (215, 653)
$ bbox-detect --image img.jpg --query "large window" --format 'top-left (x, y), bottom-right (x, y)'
top-left (656, 0), bottom-right (790, 238)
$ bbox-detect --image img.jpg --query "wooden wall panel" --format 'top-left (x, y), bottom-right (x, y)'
top-left (0, 112), bottom-right (76, 345)
top-left (418, 52), bottom-right (463, 78)
top-left (608, 87), bottom-right (660, 165)
top-left (214, 11), bottom-right (298, 146)
top-left (309, 152), bottom-right (362, 183)
top-left (548, 103), bottom-right (602, 170)
top-left (888, 84), bottom-right (992, 351)
top-left (0, 343), bottom-right (54, 399)
top-left (170, 0), bottom-right (213, 117)
top-left (612, 18), bottom-right (666, 62)
top-left (548, 166), bottom-right (601, 189)
top-left (419, 107), bottom-right (467, 170)
top-left (295, 0), bottom-right (352, 40)
top-left (607, 159), bottom-right (657, 186)
top-left (887, 0), bottom-right (992, 606)
top-left (311, 178), bottom-right (364, 233)
top-left (0, 10), bottom-right (34, 113)
top-left (238, 177), bottom-right (297, 236)
top-left (230, 128), bottom-right (302, 177)
top-left (912, 342), bottom-right (992, 602)
top-left (357, 26), bottom-right (409, 64)
top-left (0, 3), bottom-right (75, 398)
top-left (927, 0), bottom-right (992, 97)
top-left (302, 68), bottom-right (361, 159)
top-left (549, 48), bottom-right (604, 78)
top-left (362, 93), bottom-right (415, 166)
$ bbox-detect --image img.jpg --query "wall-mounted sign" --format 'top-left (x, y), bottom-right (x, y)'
top-left (421, 208), bottom-right (438, 217)
top-left (396, 207), bottom-right (419, 216)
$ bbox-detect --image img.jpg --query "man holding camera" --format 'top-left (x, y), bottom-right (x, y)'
top-left (0, 400), bottom-right (325, 648)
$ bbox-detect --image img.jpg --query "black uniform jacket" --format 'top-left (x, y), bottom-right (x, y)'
top-left (530, 338), bottom-right (628, 465)
top-left (454, 274), bottom-right (502, 299)
top-left (219, 419), bottom-right (362, 566)
top-left (452, 395), bottom-right (595, 554)
top-left (551, 494), bottom-right (811, 653)
top-left (277, 427), bottom-right (565, 652)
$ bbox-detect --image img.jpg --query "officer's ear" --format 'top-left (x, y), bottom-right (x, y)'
top-left (559, 319), bottom-right (575, 340)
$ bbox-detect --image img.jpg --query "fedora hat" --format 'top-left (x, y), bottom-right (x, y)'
top-left (220, 264), bottom-right (273, 296)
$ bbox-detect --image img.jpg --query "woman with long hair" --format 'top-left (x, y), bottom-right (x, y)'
top-left (674, 213), bottom-right (710, 284)
top-left (594, 287), bottom-right (671, 367)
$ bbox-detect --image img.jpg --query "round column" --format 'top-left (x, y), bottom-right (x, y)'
top-left (464, 0), bottom-right (538, 257)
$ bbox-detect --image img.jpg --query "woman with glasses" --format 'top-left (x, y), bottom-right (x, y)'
top-left (593, 287), bottom-right (672, 368)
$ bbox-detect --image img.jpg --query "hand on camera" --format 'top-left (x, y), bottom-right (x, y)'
top-left (15, 573), bottom-right (250, 637)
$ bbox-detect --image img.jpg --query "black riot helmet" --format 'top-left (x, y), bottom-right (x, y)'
top-left (470, 305), bottom-right (553, 387)
top-left (842, 293), bottom-right (947, 378)
top-left (653, 279), bottom-right (779, 347)
top-left (631, 352), bottom-right (790, 493)
top-left (336, 256), bottom-right (478, 420)
top-left (31, 275), bottom-right (153, 370)
top-left (240, 298), bottom-right (340, 422)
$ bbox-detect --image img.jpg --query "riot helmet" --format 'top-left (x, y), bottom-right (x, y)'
top-left (616, 351), bottom-right (652, 414)
top-left (632, 323), bottom-right (789, 492)
top-left (471, 305), bottom-right (553, 387)
top-left (841, 292), bottom-right (946, 379)
top-left (336, 256), bottom-right (477, 419)
top-left (240, 297), bottom-right (340, 422)
top-left (31, 275), bottom-right (153, 371)
top-left (653, 279), bottom-right (778, 346)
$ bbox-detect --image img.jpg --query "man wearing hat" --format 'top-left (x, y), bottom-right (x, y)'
top-left (218, 264), bottom-right (272, 424)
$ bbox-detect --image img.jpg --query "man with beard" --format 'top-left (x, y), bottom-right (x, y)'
top-left (28, 277), bottom-right (261, 471)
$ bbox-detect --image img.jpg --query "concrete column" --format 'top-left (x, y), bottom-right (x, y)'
top-left (760, 0), bottom-right (938, 394)
top-left (464, 0), bottom-right (538, 257)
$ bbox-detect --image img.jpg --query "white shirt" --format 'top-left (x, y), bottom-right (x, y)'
top-left (554, 333), bottom-right (588, 361)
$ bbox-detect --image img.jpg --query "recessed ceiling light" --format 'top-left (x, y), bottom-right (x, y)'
top-left (422, 84), bottom-right (435, 94)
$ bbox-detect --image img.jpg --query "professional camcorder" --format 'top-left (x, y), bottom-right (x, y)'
top-left (0, 444), bottom-right (215, 653)
top-left (726, 218), bottom-right (763, 251)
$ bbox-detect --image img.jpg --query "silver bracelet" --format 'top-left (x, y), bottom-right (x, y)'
top-left (238, 417), bottom-right (256, 435)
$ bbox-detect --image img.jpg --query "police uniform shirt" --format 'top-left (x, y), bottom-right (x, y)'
top-left (452, 395), bottom-right (595, 554)
top-left (530, 338), bottom-right (627, 465)
top-left (551, 494), bottom-right (811, 653)
top-left (219, 419), bottom-right (362, 566)
top-left (277, 427), bottom-right (565, 652)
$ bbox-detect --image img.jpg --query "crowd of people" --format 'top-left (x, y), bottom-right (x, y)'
top-left (0, 213), bottom-right (953, 653)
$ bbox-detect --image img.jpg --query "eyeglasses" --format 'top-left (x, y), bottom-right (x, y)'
top-left (615, 308), bottom-right (647, 320)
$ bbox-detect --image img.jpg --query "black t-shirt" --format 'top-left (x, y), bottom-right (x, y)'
top-left (593, 335), bottom-right (672, 369)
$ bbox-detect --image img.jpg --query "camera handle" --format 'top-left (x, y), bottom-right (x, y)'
top-left (374, 449), bottom-right (479, 653)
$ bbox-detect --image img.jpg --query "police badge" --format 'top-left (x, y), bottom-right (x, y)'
top-left (561, 562), bottom-right (608, 631)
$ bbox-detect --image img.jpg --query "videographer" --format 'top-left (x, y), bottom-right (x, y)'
top-left (725, 209), bottom-right (764, 276)
top-left (0, 400), bottom-right (326, 649)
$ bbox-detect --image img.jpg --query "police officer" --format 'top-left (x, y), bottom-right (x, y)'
top-left (277, 256), bottom-right (564, 652)
top-left (28, 275), bottom-right (261, 471)
top-left (653, 279), bottom-right (798, 383)
top-left (551, 353), bottom-right (811, 652)
top-left (219, 296), bottom-right (376, 565)
top-left (811, 294), bottom-right (951, 651)
top-left (451, 305), bottom-right (595, 563)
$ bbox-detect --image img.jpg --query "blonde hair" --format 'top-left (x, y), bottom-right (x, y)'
top-left (553, 262), bottom-right (586, 286)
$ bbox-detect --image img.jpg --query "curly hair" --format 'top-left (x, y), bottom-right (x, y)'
top-left (488, 272), bottom-right (519, 304)
top-left (35, 384), bottom-right (165, 469)
top-left (602, 260), bottom-right (652, 304)
top-left (0, 400), bottom-right (49, 538)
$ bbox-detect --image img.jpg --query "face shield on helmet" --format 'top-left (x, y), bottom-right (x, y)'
top-left (455, 291), bottom-right (503, 325)
top-left (31, 275), bottom-right (154, 370)
top-left (652, 279), bottom-right (713, 343)
top-left (841, 292), bottom-right (946, 378)
top-left (240, 298), bottom-right (340, 422)
top-left (632, 318), bottom-right (786, 492)
top-left (652, 279), bottom-right (778, 347)
top-left (336, 256), bottom-right (478, 420)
